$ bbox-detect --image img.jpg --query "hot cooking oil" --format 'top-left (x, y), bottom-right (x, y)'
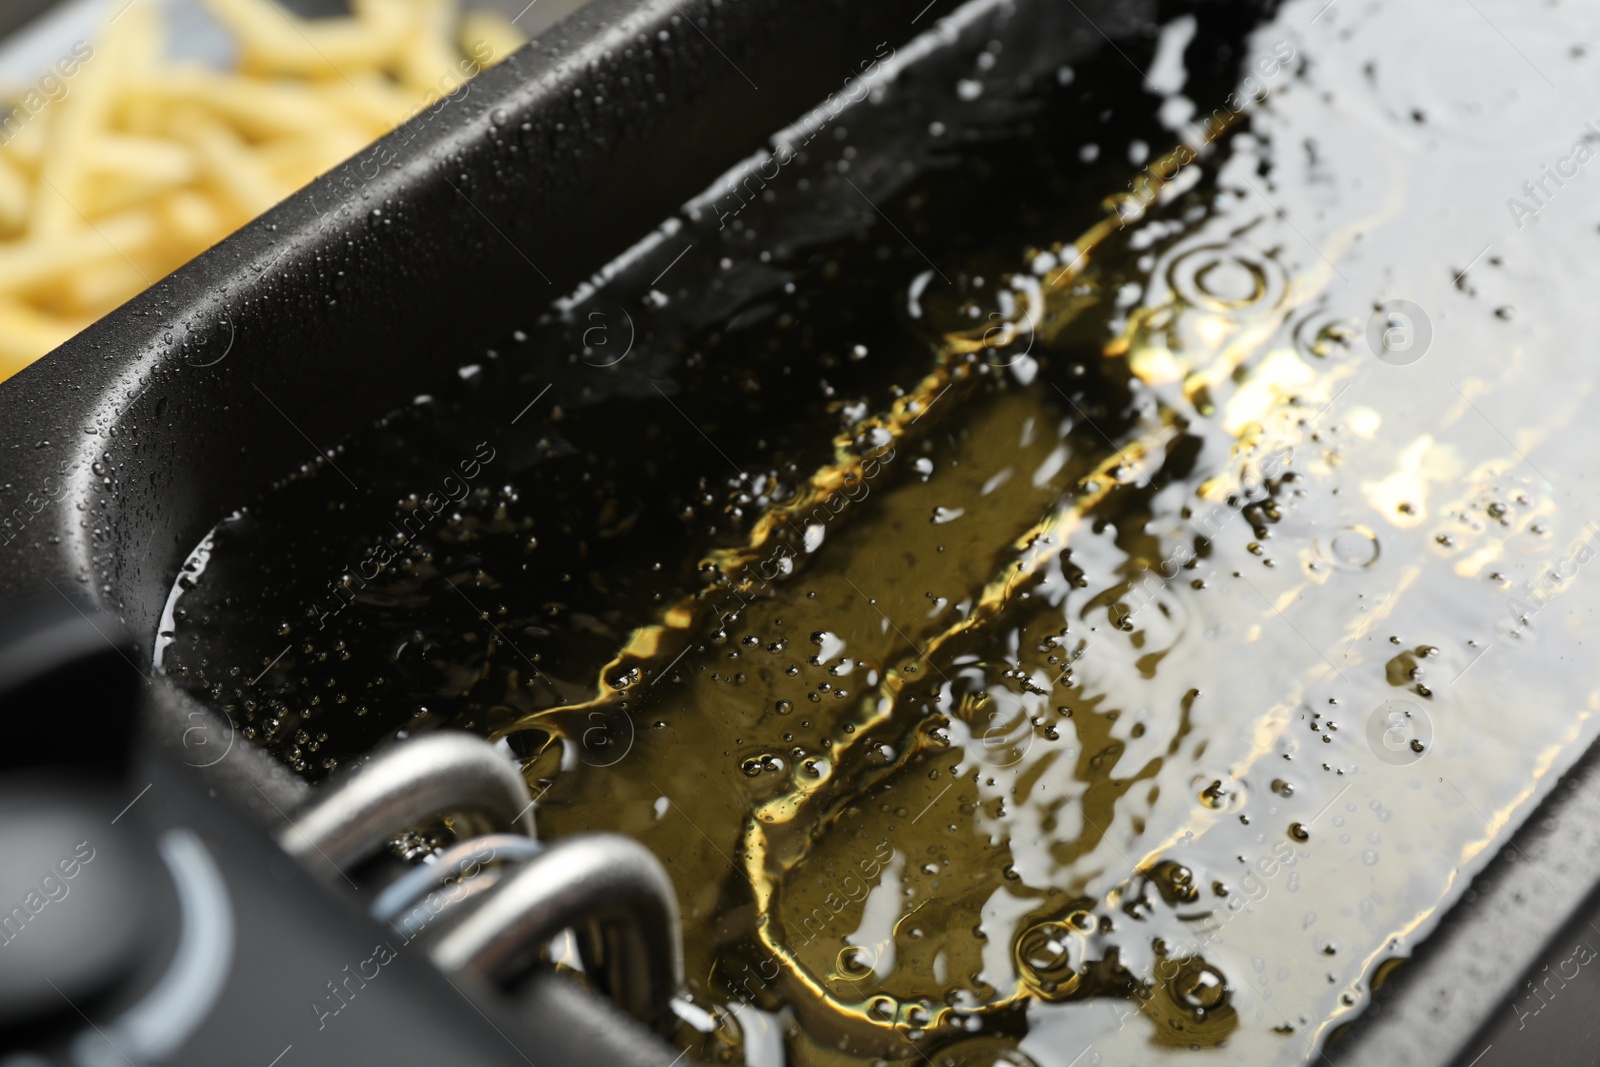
top-left (157, 0), bottom-right (1600, 1063)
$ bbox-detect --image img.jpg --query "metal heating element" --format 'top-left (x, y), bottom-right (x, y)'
top-left (274, 731), bottom-right (684, 1032)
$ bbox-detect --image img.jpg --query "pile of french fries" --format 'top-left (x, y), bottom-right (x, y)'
top-left (0, 0), bottom-right (525, 377)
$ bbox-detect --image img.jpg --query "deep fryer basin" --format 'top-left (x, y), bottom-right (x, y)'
top-left (0, 0), bottom-right (1597, 1064)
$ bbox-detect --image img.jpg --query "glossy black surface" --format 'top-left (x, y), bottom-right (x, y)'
top-left (0, 0), bottom-right (1597, 1063)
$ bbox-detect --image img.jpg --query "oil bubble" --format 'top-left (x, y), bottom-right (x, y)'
top-left (1166, 244), bottom-right (1284, 313)
top-left (1014, 920), bottom-right (1085, 998)
top-left (1320, 525), bottom-right (1381, 570)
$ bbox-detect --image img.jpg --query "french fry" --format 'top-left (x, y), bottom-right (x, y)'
top-left (255, 129), bottom-right (374, 187)
top-left (123, 70), bottom-right (361, 139)
top-left (32, 5), bottom-right (154, 236)
top-left (160, 189), bottom-right (228, 248)
top-left (87, 133), bottom-right (196, 185)
top-left (0, 153), bottom-right (30, 232)
top-left (205, 0), bottom-right (411, 78)
top-left (111, 91), bottom-right (167, 139)
top-left (79, 171), bottom-right (178, 218)
top-left (354, 0), bottom-right (420, 51)
top-left (78, 124), bottom-right (213, 220)
top-left (459, 10), bottom-right (526, 66)
top-left (170, 108), bottom-right (289, 219)
top-left (0, 103), bottom-right (49, 167)
top-left (397, 0), bottom-right (461, 95)
top-left (318, 71), bottom-right (422, 131)
top-left (59, 257), bottom-right (152, 316)
top-left (0, 206), bottom-right (158, 295)
top-left (0, 298), bottom-right (87, 372)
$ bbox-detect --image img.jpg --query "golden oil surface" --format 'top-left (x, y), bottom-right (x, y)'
top-left (160, 1), bottom-right (1600, 1063)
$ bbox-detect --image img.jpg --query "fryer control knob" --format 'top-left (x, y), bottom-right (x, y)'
top-left (0, 782), bottom-right (156, 1028)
